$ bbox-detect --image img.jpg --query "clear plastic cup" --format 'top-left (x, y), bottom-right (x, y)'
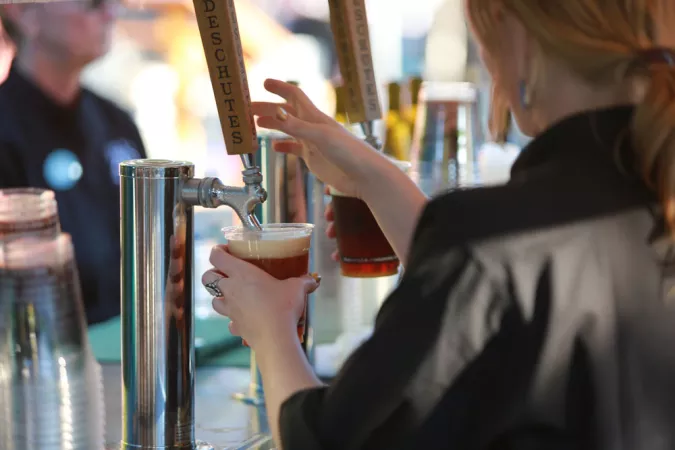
top-left (0, 233), bottom-right (104, 450)
top-left (329, 159), bottom-right (411, 278)
top-left (222, 224), bottom-right (314, 345)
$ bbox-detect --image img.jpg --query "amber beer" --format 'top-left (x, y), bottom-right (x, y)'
top-left (222, 223), bottom-right (314, 345)
top-left (330, 159), bottom-right (411, 278)
top-left (329, 189), bottom-right (399, 277)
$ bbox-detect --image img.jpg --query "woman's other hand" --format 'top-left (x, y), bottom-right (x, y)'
top-left (201, 245), bottom-right (320, 348)
top-left (253, 79), bottom-right (381, 200)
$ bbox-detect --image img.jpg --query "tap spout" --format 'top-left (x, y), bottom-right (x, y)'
top-left (359, 121), bottom-right (381, 150)
top-left (182, 169), bottom-right (267, 230)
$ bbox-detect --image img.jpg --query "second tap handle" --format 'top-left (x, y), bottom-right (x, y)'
top-left (329, 0), bottom-right (382, 124)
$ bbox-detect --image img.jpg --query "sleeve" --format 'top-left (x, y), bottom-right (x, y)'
top-left (278, 202), bottom-right (564, 450)
top-left (120, 112), bottom-right (147, 159)
top-left (129, 122), bottom-right (148, 159)
top-left (0, 140), bottom-right (28, 188)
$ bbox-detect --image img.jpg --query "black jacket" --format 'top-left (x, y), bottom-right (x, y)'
top-left (0, 67), bottom-right (146, 324)
top-left (280, 106), bottom-right (675, 450)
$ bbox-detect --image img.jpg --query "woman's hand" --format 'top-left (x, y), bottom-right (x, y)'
top-left (253, 79), bottom-right (384, 200)
top-left (255, 79), bottom-right (428, 266)
top-left (201, 245), bottom-right (319, 349)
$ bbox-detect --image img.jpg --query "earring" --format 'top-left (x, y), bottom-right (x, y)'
top-left (519, 80), bottom-right (532, 109)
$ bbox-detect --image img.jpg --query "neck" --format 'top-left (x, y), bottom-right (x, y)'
top-left (16, 46), bottom-right (83, 106)
top-left (536, 67), bottom-right (634, 132)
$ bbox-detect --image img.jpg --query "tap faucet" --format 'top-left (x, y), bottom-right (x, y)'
top-left (182, 157), bottom-right (266, 230)
top-left (119, 158), bottom-right (266, 450)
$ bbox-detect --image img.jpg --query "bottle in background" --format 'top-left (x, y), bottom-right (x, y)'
top-left (383, 82), bottom-right (411, 161)
top-left (334, 84), bottom-right (349, 126)
top-left (406, 76), bottom-right (423, 137)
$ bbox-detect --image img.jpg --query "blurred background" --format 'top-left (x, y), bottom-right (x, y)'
top-left (0, 0), bottom-right (526, 362)
top-left (0, 0), bottom-right (508, 185)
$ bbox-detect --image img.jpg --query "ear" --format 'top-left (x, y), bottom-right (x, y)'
top-left (488, 0), bottom-right (507, 22)
top-left (2, 5), bottom-right (39, 40)
top-left (1, 5), bottom-right (19, 21)
top-left (502, 12), bottom-right (536, 86)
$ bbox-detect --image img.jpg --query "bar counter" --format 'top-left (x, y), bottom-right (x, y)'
top-left (102, 363), bottom-right (274, 449)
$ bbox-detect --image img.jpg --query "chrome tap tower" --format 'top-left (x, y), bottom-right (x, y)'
top-left (119, 158), bottom-right (265, 450)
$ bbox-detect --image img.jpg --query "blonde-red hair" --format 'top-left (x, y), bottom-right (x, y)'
top-left (466, 0), bottom-right (675, 234)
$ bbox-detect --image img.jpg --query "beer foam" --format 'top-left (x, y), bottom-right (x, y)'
top-left (0, 233), bottom-right (74, 269)
top-left (0, 189), bottom-right (58, 223)
top-left (223, 224), bottom-right (313, 259)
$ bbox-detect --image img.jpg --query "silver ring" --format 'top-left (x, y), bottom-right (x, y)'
top-left (204, 278), bottom-right (224, 297)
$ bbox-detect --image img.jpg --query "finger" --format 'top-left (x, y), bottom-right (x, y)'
top-left (251, 101), bottom-right (298, 118)
top-left (289, 275), bottom-right (320, 296)
top-left (274, 140), bottom-right (303, 155)
top-left (208, 245), bottom-right (251, 278)
top-left (174, 306), bottom-right (184, 321)
top-left (169, 278), bottom-right (185, 297)
top-left (169, 235), bottom-right (178, 256)
top-left (228, 320), bottom-right (240, 336)
top-left (201, 268), bottom-right (227, 286)
top-left (263, 79), bottom-right (314, 106)
top-left (324, 185), bottom-right (331, 195)
top-left (170, 264), bottom-right (184, 283)
top-left (331, 250), bottom-right (340, 262)
top-left (325, 222), bottom-right (337, 238)
top-left (324, 202), bottom-right (334, 221)
top-left (212, 297), bottom-right (230, 317)
top-left (202, 269), bottom-right (227, 297)
top-left (256, 109), bottom-right (327, 141)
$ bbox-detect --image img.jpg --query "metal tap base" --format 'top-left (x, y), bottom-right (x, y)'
top-left (113, 442), bottom-right (215, 450)
top-left (119, 159), bottom-right (267, 450)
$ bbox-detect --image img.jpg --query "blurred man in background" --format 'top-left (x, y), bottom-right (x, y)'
top-left (0, 0), bottom-right (146, 325)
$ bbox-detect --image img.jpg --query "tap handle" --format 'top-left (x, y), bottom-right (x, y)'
top-left (194, 0), bottom-right (258, 156)
top-left (328, 0), bottom-right (382, 124)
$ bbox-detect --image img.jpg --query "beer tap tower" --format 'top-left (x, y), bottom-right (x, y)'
top-left (328, 0), bottom-right (383, 150)
top-left (118, 1), bottom-right (265, 448)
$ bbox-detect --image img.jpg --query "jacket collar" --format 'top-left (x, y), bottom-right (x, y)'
top-left (511, 106), bottom-right (636, 178)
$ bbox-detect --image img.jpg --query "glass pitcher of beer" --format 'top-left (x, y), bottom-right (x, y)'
top-left (329, 158), bottom-right (411, 278)
top-left (222, 223), bottom-right (314, 345)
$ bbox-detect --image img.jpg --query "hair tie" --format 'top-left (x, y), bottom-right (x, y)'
top-left (636, 47), bottom-right (675, 67)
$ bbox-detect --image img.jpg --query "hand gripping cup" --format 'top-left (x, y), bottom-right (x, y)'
top-left (330, 159), bottom-right (411, 278)
top-left (222, 223), bottom-right (314, 345)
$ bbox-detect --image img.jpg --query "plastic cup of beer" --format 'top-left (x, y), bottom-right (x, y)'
top-left (221, 223), bottom-right (314, 346)
top-left (330, 159), bottom-right (411, 278)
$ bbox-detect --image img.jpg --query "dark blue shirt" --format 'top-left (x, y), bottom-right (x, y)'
top-left (0, 66), bottom-right (146, 324)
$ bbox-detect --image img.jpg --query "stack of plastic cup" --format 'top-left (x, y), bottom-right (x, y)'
top-left (0, 197), bottom-right (105, 449)
top-left (0, 187), bottom-right (61, 238)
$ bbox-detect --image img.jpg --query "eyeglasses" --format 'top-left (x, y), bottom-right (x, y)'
top-left (81, 0), bottom-right (119, 11)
